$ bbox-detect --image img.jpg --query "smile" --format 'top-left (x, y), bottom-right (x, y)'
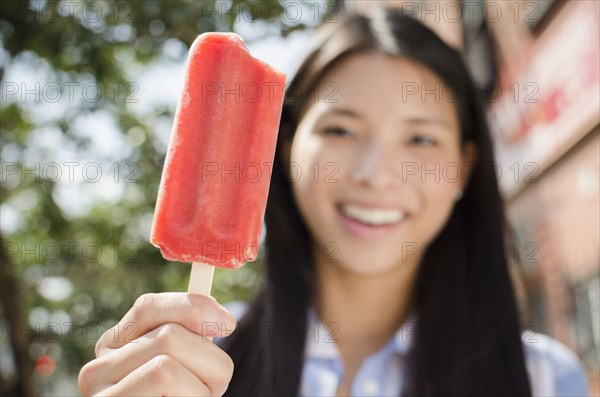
top-left (339, 204), bottom-right (405, 226)
top-left (337, 203), bottom-right (408, 239)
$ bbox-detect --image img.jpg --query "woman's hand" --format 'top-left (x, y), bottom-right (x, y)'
top-left (78, 292), bottom-right (237, 396)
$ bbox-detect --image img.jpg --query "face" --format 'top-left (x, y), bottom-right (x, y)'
top-left (288, 52), bottom-right (477, 276)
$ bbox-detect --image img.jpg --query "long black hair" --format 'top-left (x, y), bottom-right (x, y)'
top-left (222, 8), bottom-right (532, 396)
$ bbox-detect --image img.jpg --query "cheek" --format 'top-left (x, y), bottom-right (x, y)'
top-left (289, 134), bottom-right (317, 198)
top-left (289, 132), bottom-right (349, 193)
top-left (288, 134), bottom-right (331, 225)
top-left (289, 131), bottom-right (318, 174)
top-left (425, 180), bottom-right (456, 214)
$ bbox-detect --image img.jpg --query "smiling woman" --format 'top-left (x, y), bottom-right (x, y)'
top-left (219, 7), bottom-right (588, 397)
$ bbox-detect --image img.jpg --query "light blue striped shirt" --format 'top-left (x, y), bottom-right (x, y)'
top-left (222, 302), bottom-right (590, 396)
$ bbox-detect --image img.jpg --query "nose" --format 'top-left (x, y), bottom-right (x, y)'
top-left (350, 139), bottom-right (400, 189)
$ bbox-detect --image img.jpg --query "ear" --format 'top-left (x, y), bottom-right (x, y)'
top-left (460, 141), bottom-right (478, 191)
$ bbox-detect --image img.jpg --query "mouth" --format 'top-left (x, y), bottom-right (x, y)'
top-left (336, 202), bottom-right (408, 239)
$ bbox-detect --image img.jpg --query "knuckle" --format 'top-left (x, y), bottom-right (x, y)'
top-left (210, 383), bottom-right (230, 397)
top-left (149, 354), bottom-right (177, 385)
top-left (128, 293), bottom-right (159, 329)
top-left (78, 360), bottom-right (101, 396)
top-left (155, 323), bottom-right (180, 352)
top-left (134, 292), bottom-right (156, 306)
top-left (94, 339), bottom-right (105, 358)
top-left (95, 327), bottom-right (117, 357)
top-left (214, 351), bottom-right (235, 384)
top-left (132, 293), bottom-right (156, 318)
top-left (222, 353), bottom-right (235, 378)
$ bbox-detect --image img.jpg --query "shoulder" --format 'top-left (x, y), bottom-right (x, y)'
top-left (216, 304), bottom-right (591, 397)
top-left (521, 330), bottom-right (589, 396)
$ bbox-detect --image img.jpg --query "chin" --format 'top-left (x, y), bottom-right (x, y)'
top-left (330, 249), bottom-right (409, 276)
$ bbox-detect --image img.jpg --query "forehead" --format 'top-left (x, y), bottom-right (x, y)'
top-left (309, 52), bottom-right (458, 120)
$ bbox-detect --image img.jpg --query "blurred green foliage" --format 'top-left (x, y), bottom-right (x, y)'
top-left (0, 0), bottom-right (329, 394)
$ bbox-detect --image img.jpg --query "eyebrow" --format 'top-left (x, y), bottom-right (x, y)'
top-left (403, 116), bottom-right (453, 130)
top-left (321, 108), bottom-right (453, 130)
top-left (322, 107), bottom-right (362, 119)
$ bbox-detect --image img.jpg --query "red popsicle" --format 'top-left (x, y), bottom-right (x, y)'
top-left (150, 32), bottom-right (285, 295)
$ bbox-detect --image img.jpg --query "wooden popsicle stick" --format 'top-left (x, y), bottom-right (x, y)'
top-left (188, 262), bottom-right (215, 296)
top-left (189, 262), bottom-right (216, 341)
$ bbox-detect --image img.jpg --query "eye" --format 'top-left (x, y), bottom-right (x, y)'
top-left (321, 127), bottom-right (354, 139)
top-left (410, 135), bottom-right (437, 146)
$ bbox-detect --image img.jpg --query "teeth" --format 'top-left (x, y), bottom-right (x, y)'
top-left (340, 204), bottom-right (405, 226)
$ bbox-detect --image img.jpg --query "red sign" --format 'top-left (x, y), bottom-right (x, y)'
top-left (488, 0), bottom-right (600, 199)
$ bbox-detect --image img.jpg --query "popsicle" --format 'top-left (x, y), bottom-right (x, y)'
top-left (150, 32), bottom-right (286, 295)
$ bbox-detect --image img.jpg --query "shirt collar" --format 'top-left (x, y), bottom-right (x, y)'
top-left (393, 311), bottom-right (417, 354)
top-left (304, 307), bottom-right (417, 360)
top-left (304, 307), bottom-right (340, 359)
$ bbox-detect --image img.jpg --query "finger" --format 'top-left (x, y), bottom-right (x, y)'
top-left (96, 293), bottom-right (236, 355)
top-left (98, 354), bottom-right (213, 397)
top-left (94, 323), bottom-right (234, 394)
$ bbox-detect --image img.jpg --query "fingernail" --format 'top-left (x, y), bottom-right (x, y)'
top-left (215, 304), bottom-right (237, 334)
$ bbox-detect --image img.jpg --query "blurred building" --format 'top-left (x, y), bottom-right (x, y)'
top-left (479, 1), bottom-right (599, 393)
top-left (346, 0), bottom-right (599, 392)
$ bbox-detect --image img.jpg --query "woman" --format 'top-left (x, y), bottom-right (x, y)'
top-left (79, 8), bottom-right (589, 397)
